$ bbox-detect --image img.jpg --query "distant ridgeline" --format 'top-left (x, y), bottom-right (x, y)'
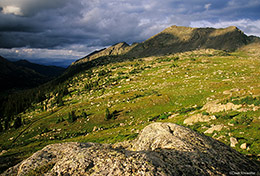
top-left (72, 26), bottom-right (259, 65)
top-left (0, 25), bottom-right (259, 131)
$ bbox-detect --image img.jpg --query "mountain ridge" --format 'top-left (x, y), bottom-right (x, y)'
top-left (13, 59), bottom-right (65, 78)
top-left (73, 25), bottom-right (258, 66)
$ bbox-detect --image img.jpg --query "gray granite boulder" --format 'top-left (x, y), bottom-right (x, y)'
top-left (2, 123), bottom-right (259, 175)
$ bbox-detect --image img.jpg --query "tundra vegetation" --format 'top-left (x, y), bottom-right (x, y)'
top-left (0, 48), bottom-right (260, 172)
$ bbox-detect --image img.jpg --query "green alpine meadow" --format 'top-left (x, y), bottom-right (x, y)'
top-left (0, 26), bottom-right (260, 174)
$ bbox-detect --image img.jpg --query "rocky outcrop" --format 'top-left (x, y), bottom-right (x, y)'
top-left (204, 124), bottom-right (224, 134)
top-left (2, 123), bottom-right (259, 175)
top-left (202, 101), bottom-right (242, 113)
top-left (184, 113), bottom-right (216, 125)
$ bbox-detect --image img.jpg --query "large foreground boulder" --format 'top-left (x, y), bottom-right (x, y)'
top-left (2, 123), bottom-right (259, 175)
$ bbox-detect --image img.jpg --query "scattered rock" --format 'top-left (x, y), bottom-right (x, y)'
top-left (3, 123), bottom-right (259, 176)
top-left (92, 126), bottom-right (97, 132)
top-left (231, 88), bottom-right (240, 92)
top-left (204, 124), bottom-right (224, 134)
top-left (119, 123), bottom-right (125, 127)
top-left (222, 79), bottom-right (231, 82)
top-left (0, 150), bottom-right (7, 156)
top-left (128, 121), bottom-right (133, 125)
top-left (228, 122), bottom-right (234, 126)
top-left (168, 113), bottom-right (179, 119)
top-left (216, 135), bottom-right (225, 140)
top-left (230, 137), bottom-right (238, 147)
top-left (223, 90), bottom-right (231, 95)
top-left (202, 101), bottom-right (241, 113)
top-left (240, 143), bottom-right (247, 150)
top-left (184, 113), bottom-right (215, 125)
top-left (212, 133), bottom-right (217, 138)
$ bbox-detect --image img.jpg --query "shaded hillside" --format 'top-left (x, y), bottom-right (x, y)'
top-left (0, 57), bottom-right (65, 92)
top-left (0, 56), bottom-right (45, 92)
top-left (14, 60), bottom-right (65, 78)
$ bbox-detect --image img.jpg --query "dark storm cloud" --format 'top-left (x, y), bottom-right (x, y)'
top-left (0, 0), bottom-right (71, 16)
top-left (0, 0), bottom-right (260, 66)
top-left (0, 1), bottom-right (147, 50)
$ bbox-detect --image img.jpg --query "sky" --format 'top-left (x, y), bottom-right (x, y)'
top-left (0, 0), bottom-right (260, 67)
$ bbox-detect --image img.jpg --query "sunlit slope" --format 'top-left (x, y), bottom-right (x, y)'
top-left (1, 48), bottom-right (260, 172)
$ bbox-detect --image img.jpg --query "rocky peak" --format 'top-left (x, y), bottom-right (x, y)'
top-left (3, 123), bottom-right (259, 175)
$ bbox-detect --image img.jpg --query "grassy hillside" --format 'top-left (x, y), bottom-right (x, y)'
top-left (1, 47), bottom-right (260, 172)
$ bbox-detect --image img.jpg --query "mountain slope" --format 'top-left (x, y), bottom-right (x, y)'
top-left (0, 56), bottom-right (45, 92)
top-left (128, 26), bottom-right (250, 57)
top-left (0, 57), bottom-right (65, 92)
top-left (14, 60), bottom-right (65, 78)
top-left (1, 48), bottom-right (260, 173)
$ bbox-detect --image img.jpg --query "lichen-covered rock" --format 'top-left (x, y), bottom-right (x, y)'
top-left (2, 123), bottom-right (259, 176)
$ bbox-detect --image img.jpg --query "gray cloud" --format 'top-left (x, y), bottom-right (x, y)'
top-left (0, 0), bottom-right (260, 66)
top-left (0, 0), bottom-right (70, 16)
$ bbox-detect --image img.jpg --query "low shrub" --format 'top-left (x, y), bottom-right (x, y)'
top-left (67, 111), bottom-right (77, 123)
top-left (177, 106), bottom-right (202, 114)
top-left (56, 117), bottom-right (64, 124)
top-left (158, 114), bottom-right (170, 120)
top-left (232, 96), bottom-right (260, 106)
top-left (105, 109), bottom-right (119, 120)
top-left (230, 114), bottom-right (253, 125)
top-left (202, 111), bottom-right (209, 116)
